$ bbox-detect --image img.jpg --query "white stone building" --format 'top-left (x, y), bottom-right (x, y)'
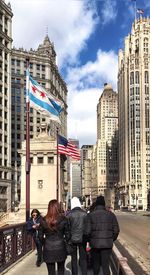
top-left (118, 17), bottom-right (150, 210)
top-left (11, 35), bottom-right (68, 208)
top-left (96, 84), bottom-right (118, 195)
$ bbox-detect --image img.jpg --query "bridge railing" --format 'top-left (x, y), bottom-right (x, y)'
top-left (0, 223), bottom-right (32, 273)
top-left (110, 244), bottom-right (135, 275)
top-left (0, 223), bottom-right (135, 275)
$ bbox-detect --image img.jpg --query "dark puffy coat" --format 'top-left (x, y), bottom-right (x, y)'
top-left (40, 215), bottom-right (70, 263)
top-left (84, 205), bottom-right (120, 249)
top-left (67, 207), bottom-right (87, 243)
top-left (26, 215), bottom-right (41, 240)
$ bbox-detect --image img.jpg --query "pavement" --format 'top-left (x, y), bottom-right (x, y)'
top-left (2, 251), bottom-right (99, 275)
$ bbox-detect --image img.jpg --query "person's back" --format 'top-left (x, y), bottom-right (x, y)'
top-left (68, 208), bottom-right (87, 243)
top-left (88, 205), bottom-right (119, 249)
top-left (84, 196), bottom-right (120, 275)
top-left (67, 197), bottom-right (87, 275)
top-left (40, 199), bottom-right (70, 275)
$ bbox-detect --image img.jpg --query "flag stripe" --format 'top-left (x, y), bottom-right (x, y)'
top-left (28, 74), bottom-right (63, 123)
top-left (58, 135), bottom-right (80, 160)
top-left (30, 93), bottom-right (59, 116)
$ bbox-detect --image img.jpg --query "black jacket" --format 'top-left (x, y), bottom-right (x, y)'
top-left (40, 215), bottom-right (70, 263)
top-left (67, 207), bottom-right (87, 244)
top-left (26, 216), bottom-right (41, 240)
top-left (84, 205), bottom-right (120, 249)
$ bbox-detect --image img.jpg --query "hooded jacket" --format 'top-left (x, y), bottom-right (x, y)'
top-left (67, 197), bottom-right (87, 244)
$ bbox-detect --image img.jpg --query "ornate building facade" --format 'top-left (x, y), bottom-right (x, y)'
top-left (0, 0), bottom-right (13, 211)
top-left (118, 18), bottom-right (150, 210)
top-left (11, 36), bottom-right (68, 207)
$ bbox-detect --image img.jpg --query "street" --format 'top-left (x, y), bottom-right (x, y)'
top-left (116, 212), bottom-right (150, 274)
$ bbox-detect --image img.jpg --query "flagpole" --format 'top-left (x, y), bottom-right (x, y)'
top-left (26, 58), bottom-right (30, 221)
top-left (133, 0), bottom-right (137, 22)
top-left (56, 127), bottom-right (59, 201)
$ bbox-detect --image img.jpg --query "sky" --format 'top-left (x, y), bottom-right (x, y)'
top-left (9, 0), bottom-right (150, 147)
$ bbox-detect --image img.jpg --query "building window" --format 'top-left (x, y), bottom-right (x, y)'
top-left (145, 71), bottom-right (149, 83)
top-left (36, 64), bottom-right (40, 70)
top-left (130, 72), bottom-right (134, 85)
top-left (135, 71), bottom-right (139, 84)
top-left (11, 59), bottom-right (15, 65)
top-left (48, 157), bottom-right (54, 164)
top-left (42, 65), bottom-right (45, 71)
top-left (16, 60), bottom-right (20, 66)
top-left (30, 157), bottom-right (33, 164)
top-left (37, 157), bottom-right (43, 164)
top-left (38, 180), bottom-right (43, 189)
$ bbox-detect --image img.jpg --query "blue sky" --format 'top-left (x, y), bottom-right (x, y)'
top-left (10, 0), bottom-right (150, 146)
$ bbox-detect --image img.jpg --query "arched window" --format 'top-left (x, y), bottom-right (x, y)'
top-left (130, 72), bottom-right (134, 85)
top-left (135, 71), bottom-right (139, 84)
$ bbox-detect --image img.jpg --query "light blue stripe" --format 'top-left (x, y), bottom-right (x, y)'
top-left (49, 98), bottom-right (63, 114)
top-left (29, 93), bottom-right (59, 117)
top-left (29, 75), bottom-right (40, 87)
top-left (29, 75), bottom-right (63, 114)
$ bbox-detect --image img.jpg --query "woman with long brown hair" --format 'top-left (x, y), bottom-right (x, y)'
top-left (40, 199), bottom-right (70, 275)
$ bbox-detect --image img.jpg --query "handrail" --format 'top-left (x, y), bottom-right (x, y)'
top-left (110, 244), bottom-right (135, 275)
top-left (0, 222), bottom-right (32, 273)
top-left (0, 223), bottom-right (135, 275)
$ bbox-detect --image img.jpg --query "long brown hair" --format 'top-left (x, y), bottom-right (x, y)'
top-left (45, 199), bottom-right (61, 230)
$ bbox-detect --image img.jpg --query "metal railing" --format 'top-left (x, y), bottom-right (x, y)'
top-left (0, 222), bottom-right (32, 273)
top-left (110, 244), bottom-right (135, 275)
top-left (0, 223), bottom-right (135, 275)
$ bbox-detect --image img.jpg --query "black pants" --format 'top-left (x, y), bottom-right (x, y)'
top-left (71, 243), bottom-right (87, 275)
top-left (33, 236), bottom-right (42, 263)
top-left (46, 261), bottom-right (65, 275)
top-left (91, 248), bottom-right (112, 275)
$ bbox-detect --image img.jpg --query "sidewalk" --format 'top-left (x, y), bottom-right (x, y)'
top-left (3, 251), bottom-right (95, 275)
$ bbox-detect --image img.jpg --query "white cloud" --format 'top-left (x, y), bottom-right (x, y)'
top-left (68, 88), bottom-right (101, 146)
top-left (101, 0), bottom-right (117, 25)
top-left (9, 0), bottom-right (118, 146)
top-left (67, 50), bottom-right (118, 146)
top-left (10, 0), bottom-right (98, 67)
top-left (66, 49), bottom-right (118, 90)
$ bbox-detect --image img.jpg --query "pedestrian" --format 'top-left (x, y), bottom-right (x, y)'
top-left (26, 208), bottom-right (43, 267)
top-left (67, 197), bottom-right (87, 275)
top-left (84, 195), bottom-right (120, 275)
top-left (40, 199), bottom-right (70, 275)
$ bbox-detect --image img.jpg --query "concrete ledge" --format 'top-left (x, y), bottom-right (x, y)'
top-left (111, 244), bottom-right (135, 275)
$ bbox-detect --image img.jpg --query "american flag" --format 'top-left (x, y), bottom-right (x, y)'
top-left (137, 8), bottom-right (144, 14)
top-left (58, 135), bottom-right (80, 160)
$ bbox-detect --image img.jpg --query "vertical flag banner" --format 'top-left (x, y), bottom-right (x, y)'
top-left (58, 135), bottom-right (80, 160)
top-left (28, 74), bottom-right (64, 122)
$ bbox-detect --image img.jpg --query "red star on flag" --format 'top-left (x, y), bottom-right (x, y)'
top-left (40, 91), bottom-right (46, 98)
top-left (32, 85), bottom-right (37, 93)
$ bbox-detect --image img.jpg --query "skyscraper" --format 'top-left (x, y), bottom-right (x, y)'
top-left (81, 145), bottom-right (94, 201)
top-left (97, 83), bottom-right (118, 195)
top-left (0, 0), bottom-right (13, 211)
top-left (118, 17), bottom-right (150, 210)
